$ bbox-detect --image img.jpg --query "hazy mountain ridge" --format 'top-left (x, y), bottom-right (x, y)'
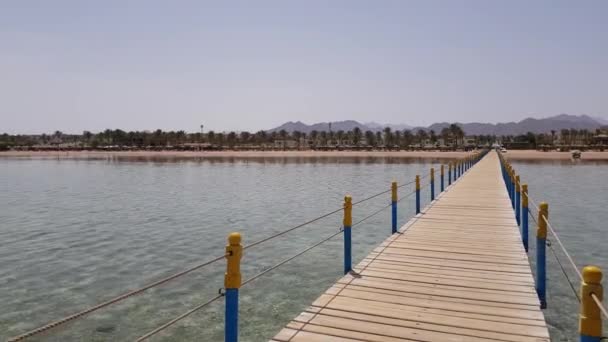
top-left (269, 114), bottom-right (607, 135)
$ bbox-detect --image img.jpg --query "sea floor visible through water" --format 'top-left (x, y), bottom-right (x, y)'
top-left (0, 155), bottom-right (606, 341)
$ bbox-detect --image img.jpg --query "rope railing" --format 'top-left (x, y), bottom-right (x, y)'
top-left (135, 183), bottom-right (433, 341)
top-left (137, 229), bottom-right (345, 341)
top-left (7, 182), bottom-right (419, 341)
top-left (593, 293), bottom-right (608, 319)
top-left (10, 151), bottom-right (486, 342)
top-left (7, 253), bottom-right (228, 342)
top-left (500, 151), bottom-right (606, 341)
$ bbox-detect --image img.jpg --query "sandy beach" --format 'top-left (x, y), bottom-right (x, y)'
top-left (0, 150), bottom-right (475, 160)
top-left (502, 150), bottom-right (608, 161)
top-left (3, 149), bottom-right (608, 161)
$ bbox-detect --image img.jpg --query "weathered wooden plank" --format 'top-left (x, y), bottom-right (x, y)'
top-left (271, 152), bottom-right (549, 341)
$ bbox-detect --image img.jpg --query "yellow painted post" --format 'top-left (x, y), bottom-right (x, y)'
top-left (579, 266), bottom-right (603, 342)
top-left (343, 195), bottom-right (352, 274)
top-left (391, 181), bottom-right (397, 234)
top-left (536, 202), bottom-right (548, 308)
top-left (430, 167), bottom-right (435, 201)
top-left (415, 175), bottom-right (420, 214)
top-left (225, 232), bottom-right (242, 342)
top-left (521, 183), bottom-right (529, 252)
top-left (515, 175), bottom-right (521, 226)
top-left (509, 166), bottom-right (515, 208)
top-left (448, 163), bottom-right (452, 185)
top-left (440, 164), bottom-right (445, 192)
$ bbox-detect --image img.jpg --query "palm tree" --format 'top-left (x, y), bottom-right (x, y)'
top-left (336, 130), bottom-right (345, 146)
top-left (352, 127), bottom-right (362, 146)
top-left (550, 130), bottom-right (556, 146)
top-left (383, 127), bottom-right (393, 147)
top-left (364, 130), bottom-right (375, 147)
top-left (449, 124), bottom-right (464, 147)
top-left (402, 130), bottom-right (413, 148)
top-left (393, 130), bottom-right (402, 149)
top-left (310, 130), bottom-right (319, 148)
top-left (416, 129), bottom-right (428, 146)
top-left (375, 131), bottom-right (383, 147)
top-left (240, 131), bottom-right (251, 144)
top-left (227, 132), bottom-right (237, 148)
top-left (440, 127), bottom-right (451, 146)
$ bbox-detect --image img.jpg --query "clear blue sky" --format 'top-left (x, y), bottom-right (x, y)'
top-left (1, 0), bottom-right (606, 134)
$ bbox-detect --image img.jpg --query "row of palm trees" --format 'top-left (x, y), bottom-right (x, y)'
top-left (15, 124), bottom-right (608, 150)
top-left (0, 124), bottom-right (473, 150)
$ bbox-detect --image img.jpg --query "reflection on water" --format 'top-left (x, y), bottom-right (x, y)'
top-left (507, 158), bottom-right (608, 165)
top-left (0, 158), bottom-right (433, 341)
top-left (514, 162), bottom-right (608, 341)
top-left (1, 154), bottom-right (464, 165)
top-left (0, 157), bottom-right (605, 341)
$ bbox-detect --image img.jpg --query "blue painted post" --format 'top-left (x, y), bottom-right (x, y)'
top-left (536, 202), bottom-right (548, 309)
top-left (415, 175), bottom-right (421, 214)
top-left (448, 163), bottom-right (452, 185)
top-left (511, 171), bottom-right (516, 209)
top-left (440, 165), bottom-right (445, 192)
top-left (509, 167), bottom-right (515, 208)
top-left (521, 184), bottom-right (529, 252)
top-left (430, 168), bottom-right (435, 201)
top-left (515, 175), bottom-right (521, 226)
top-left (343, 196), bottom-right (352, 274)
top-left (224, 233), bottom-right (242, 342)
top-left (391, 182), bottom-right (397, 234)
top-left (579, 266), bottom-right (603, 342)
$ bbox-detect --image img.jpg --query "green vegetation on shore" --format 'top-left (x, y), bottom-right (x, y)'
top-left (2, 125), bottom-right (608, 151)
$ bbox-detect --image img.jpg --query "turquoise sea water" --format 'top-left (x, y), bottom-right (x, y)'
top-left (0, 156), bottom-right (605, 341)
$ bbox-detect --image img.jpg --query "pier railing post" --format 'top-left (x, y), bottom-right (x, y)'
top-left (430, 168), bottom-right (435, 201)
top-left (536, 202), bottom-right (548, 309)
top-left (448, 163), bottom-right (452, 186)
top-left (225, 232), bottom-right (242, 342)
top-left (579, 266), bottom-right (603, 342)
top-left (415, 175), bottom-right (421, 214)
top-left (391, 181), bottom-right (397, 234)
top-left (343, 196), bottom-right (352, 274)
top-left (509, 167), bottom-right (515, 208)
top-left (440, 165), bottom-right (445, 192)
top-left (515, 175), bottom-right (521, 226)
top-left (521, 184), bottom-right (529, 252)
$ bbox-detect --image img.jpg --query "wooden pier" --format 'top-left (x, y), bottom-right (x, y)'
top-left (273, 152), bottom-right (550, 342)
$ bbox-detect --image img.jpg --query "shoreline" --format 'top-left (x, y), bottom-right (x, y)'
top-left (2, 150), bottom-right (608, 161)
top-left (0, 150), bottom-right (472, 160)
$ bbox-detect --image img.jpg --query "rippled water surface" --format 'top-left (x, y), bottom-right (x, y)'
top-left (1, 156), bottom-right (606, 341)
top-left (512, 160), bottom-right (608, 342)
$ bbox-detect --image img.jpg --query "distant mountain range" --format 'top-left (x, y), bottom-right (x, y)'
top-left (268, 114), bottom-right (607, 136)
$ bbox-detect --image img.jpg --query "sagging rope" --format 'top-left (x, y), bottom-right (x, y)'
top-left (137, 229), bottom-right (345, 341)
top-left (527, 197), bottom-right (608, 318)
top-left (526, 194), bottom-right (582, 279)
top-left (7, 253), bottom-right (228, 342)
top-left (10, 184), bottom-right (405, 341)
top-left (13, 156), bottom-right (472, 341)
top-left (547, 238), bottom-right (581, 303)
top-left (137, 186), bottom-right (424, 340)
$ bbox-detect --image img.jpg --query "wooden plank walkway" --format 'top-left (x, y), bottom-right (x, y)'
top-left (272, 151), bottom-right (549, 342)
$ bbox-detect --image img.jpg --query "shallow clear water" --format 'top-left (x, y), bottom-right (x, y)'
top-left (1, 156), bottom-right (605, 342)
top-left (0, 157), bottom-right (437, 341)
top-left (512, 160), bottom-right (608, 342)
